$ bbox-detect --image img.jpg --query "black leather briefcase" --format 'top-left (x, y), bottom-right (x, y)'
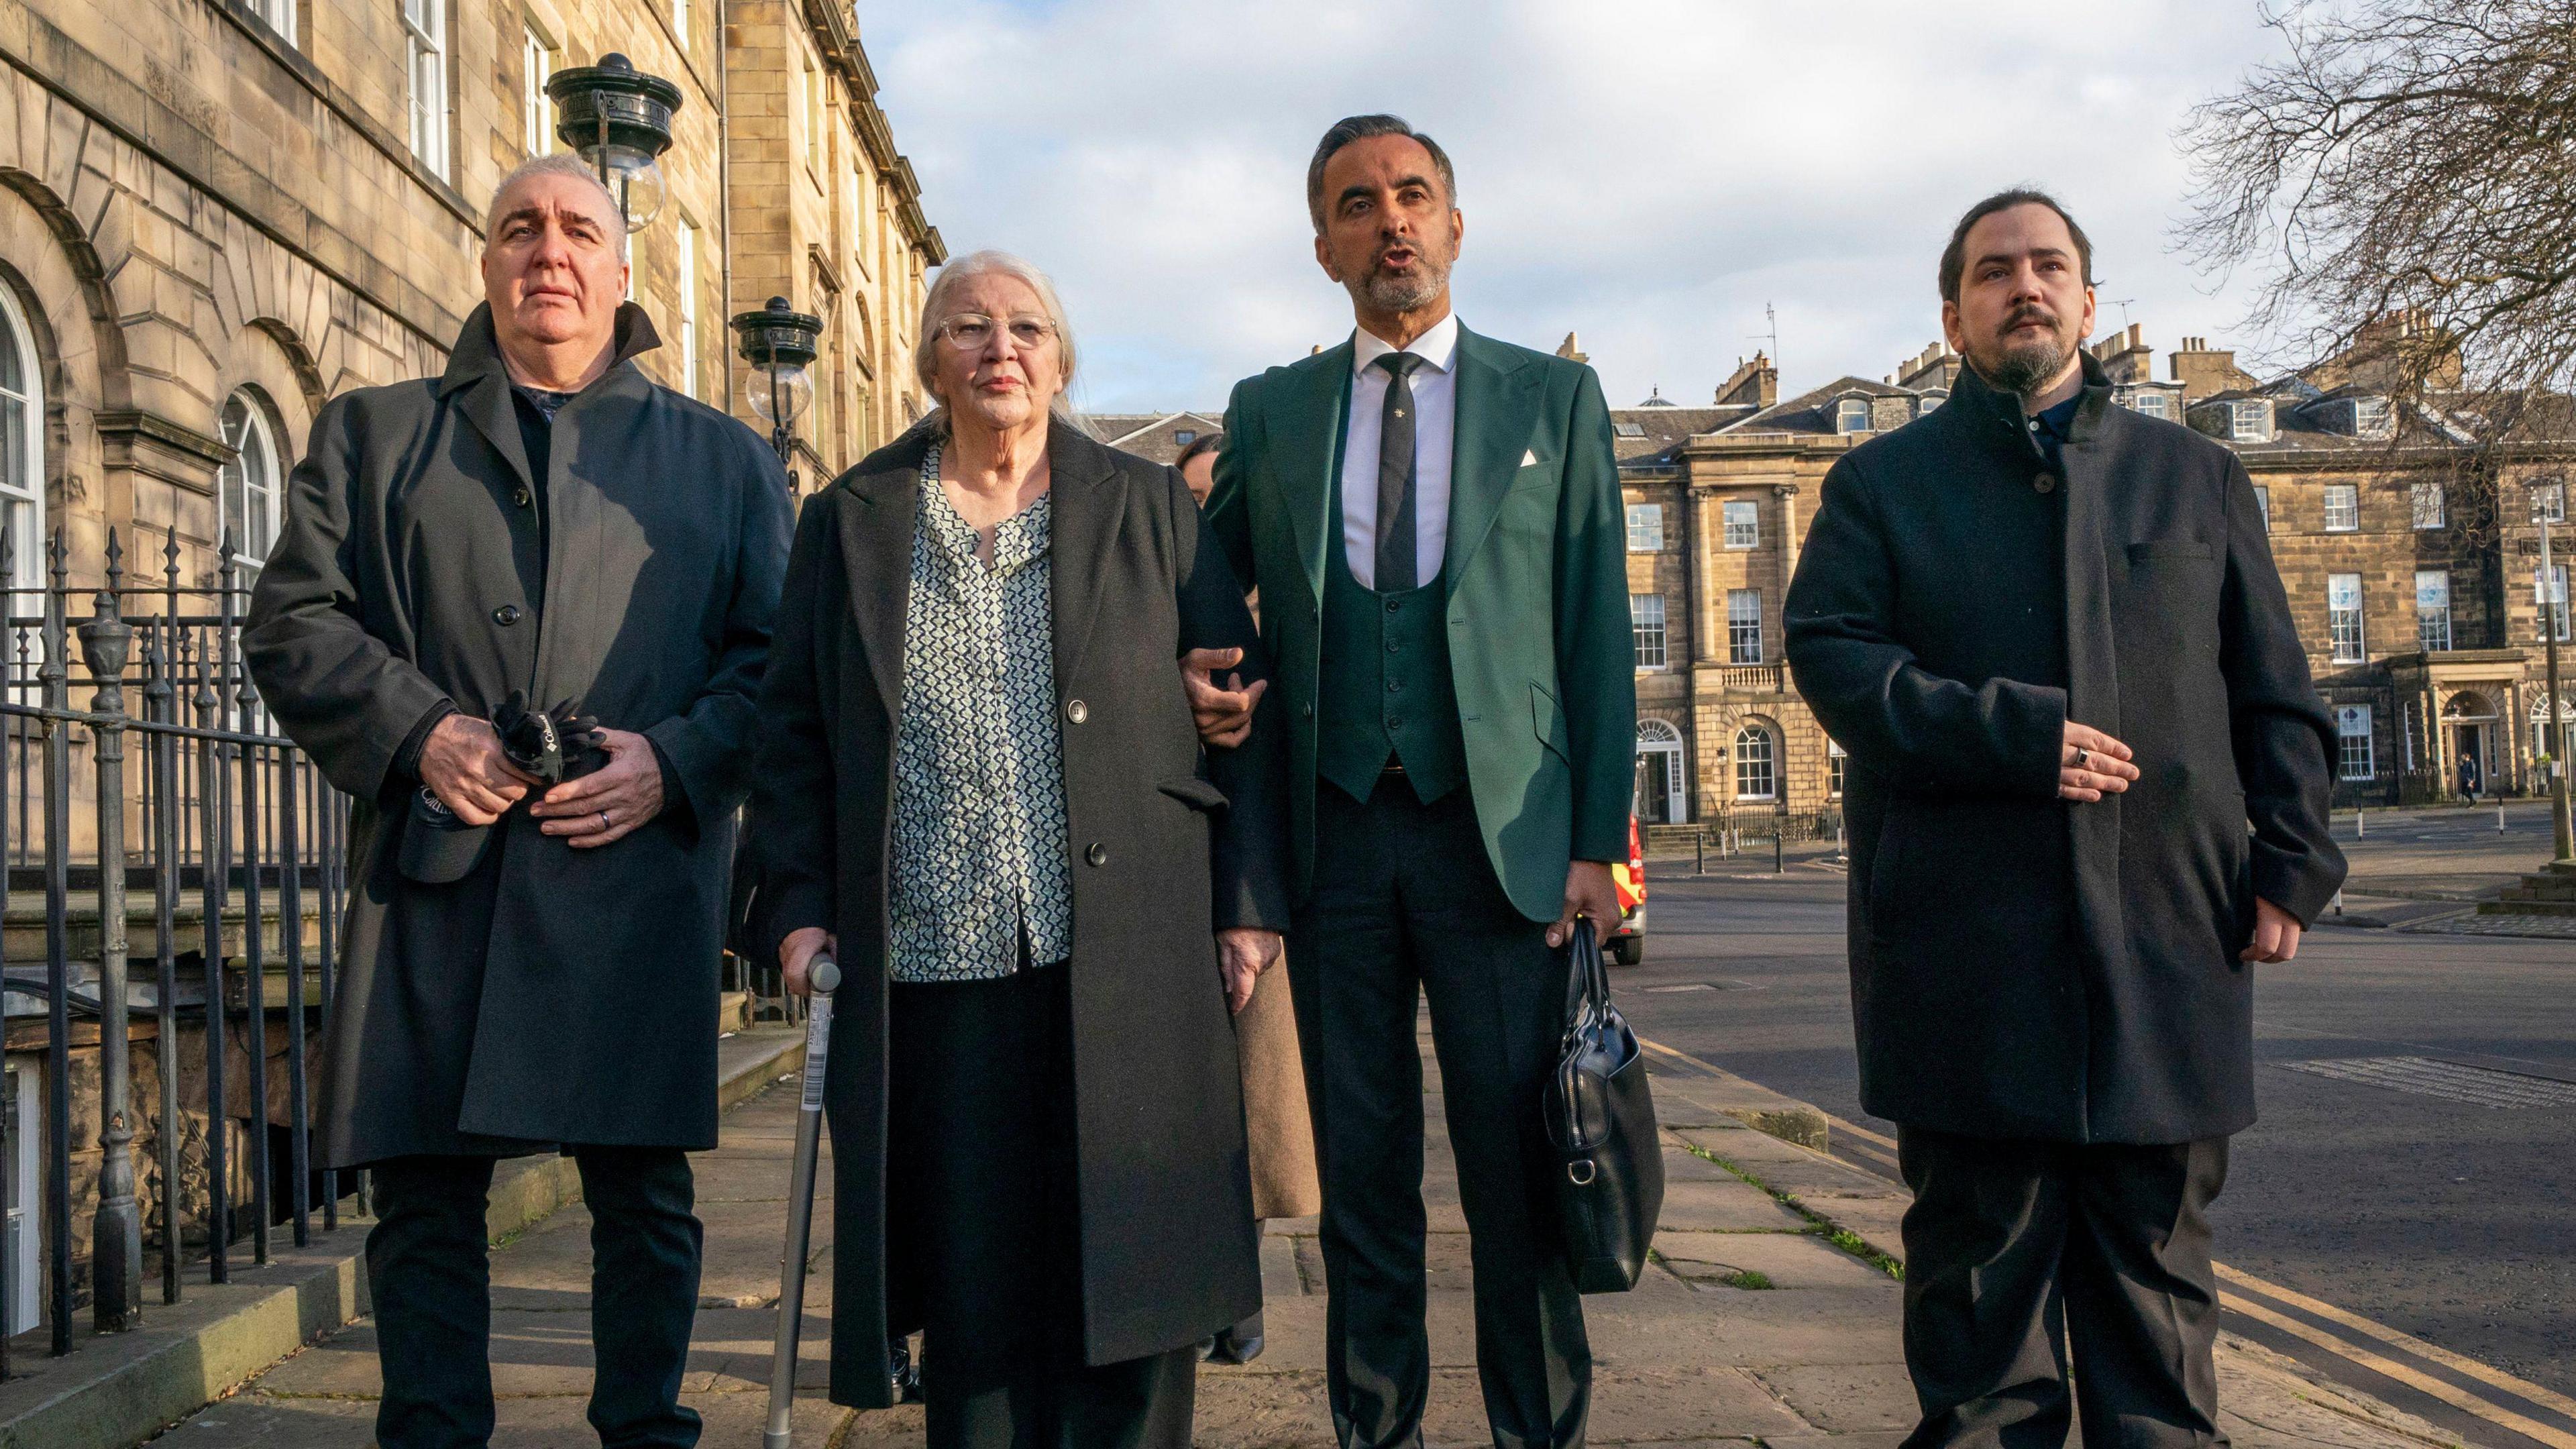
top-left (1542, 920), bottom-right (1664, 1293)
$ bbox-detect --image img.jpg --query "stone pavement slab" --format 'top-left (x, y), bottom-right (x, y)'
top-left (148, 1027), bottom-right (2463, 1449)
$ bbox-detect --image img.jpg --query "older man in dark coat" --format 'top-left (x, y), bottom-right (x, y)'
top-left (1784, 191), bottom-right (2345, 1449)
top-left (244, 153), bottom-right (791, 1449)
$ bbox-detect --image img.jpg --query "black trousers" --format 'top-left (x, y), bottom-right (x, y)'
top-left (889, 963), bottom-right (1199, 1449)
top-left (1895, 1129), bottom-right (2231, 1449)
top-left (1291, 775), bottom-right (1590, 1449)
top-left (367, 1148), bottom-right (704, 1449)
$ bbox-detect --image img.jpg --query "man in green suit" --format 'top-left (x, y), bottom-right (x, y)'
top-left (1191, 113), bottom-right (1635, 1449)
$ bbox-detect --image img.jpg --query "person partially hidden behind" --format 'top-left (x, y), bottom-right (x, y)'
top-left (1784, 189), bottom-right (2347, 1449)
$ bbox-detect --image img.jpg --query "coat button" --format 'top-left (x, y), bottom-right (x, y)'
top-left (1067, 698), bottom-right (1089, 724)
top-left (513, 485), bottom-right (533, 508)
top-left (1302, 703), bottom-right (1313, 718)
top-left (2033, 473), bottom-right (2059, 494)
top-left (1085, 843), bottom-right (1109, 867)
top-left (492, 604), bottom-right (523, 626)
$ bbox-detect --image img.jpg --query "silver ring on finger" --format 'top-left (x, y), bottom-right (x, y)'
top-left (598, 810), bottom-right (611, 832)
top-left (2075, 748), bottom-right (2090, 772)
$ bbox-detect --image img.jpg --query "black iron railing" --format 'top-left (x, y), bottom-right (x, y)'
top-left (0, 527), bottom-right (350, 1370)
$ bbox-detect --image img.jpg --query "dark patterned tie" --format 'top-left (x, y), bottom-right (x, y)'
top-left (1374, 352), bottom-right (1423, 592)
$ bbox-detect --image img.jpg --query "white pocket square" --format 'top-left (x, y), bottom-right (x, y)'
top-left (1521, 449), bottom-right (1541, 466)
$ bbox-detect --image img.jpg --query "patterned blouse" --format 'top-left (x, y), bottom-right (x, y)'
top-left (885, 442), bottom-right (1075, 982)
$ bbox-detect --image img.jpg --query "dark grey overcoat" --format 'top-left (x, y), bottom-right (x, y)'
top-left (747, 420), bottom-right (1291, 1405)
top-left (1783, 354), bottom-right (2347, 1146)
top-left (245, 302), bottom-right (792, 1169)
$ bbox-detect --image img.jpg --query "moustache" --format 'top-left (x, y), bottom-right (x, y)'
top-left (2000, 307), bottom-right (2060, 337)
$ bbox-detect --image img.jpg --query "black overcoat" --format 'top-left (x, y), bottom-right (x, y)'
top-left (747, 420), bottom-right (1291, 1404)
top-left (244, 303), bottom-right (792, 1168)
top-left (1783, 355), bottom-right (2346, 1145)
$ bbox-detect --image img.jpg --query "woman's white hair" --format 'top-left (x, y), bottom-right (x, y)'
top-left (486, 153), bottom-right (631, 262)
top-left (914, 250), bottom-right (1086, 431)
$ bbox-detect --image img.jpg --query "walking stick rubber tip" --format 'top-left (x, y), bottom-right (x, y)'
top-left (810, 957), bottom-right (841, 994)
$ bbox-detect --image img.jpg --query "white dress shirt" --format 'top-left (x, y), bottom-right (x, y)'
top-left (1340, 313), bottom-right (1460, 590)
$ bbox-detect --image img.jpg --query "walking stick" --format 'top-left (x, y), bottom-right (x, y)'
top-left (764, 955), bottom-right (839, 1449)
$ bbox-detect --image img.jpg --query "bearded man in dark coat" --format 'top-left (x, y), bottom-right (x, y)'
top-left (1784, 191), bottom-right (2345, 1449)
top-left (244, 152), bottom-right (792, 1449)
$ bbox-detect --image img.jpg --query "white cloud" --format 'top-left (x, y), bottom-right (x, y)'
top-left (866, 0), bottom-right (2287, 413)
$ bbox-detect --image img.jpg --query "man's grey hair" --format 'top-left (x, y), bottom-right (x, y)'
top-left (1305, 114), bottom-right (1457, 233)
top-left (914, 250), bottom-right (1084, 427)
top-left (485, 152), bottom-right (630, 262)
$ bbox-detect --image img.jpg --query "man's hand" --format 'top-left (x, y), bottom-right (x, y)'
top-left (1548, 860), bottom-right (1623, 950)
top-left (1181, 647), bottom-right (1268, 749)
top-left (2059, 722), bottom-right (2142, 802)
top-left (2241, 898), bottom-right (2303, 963)
top-left (528, 729), bottom-right (665, 848)
top-left (419, 714), bottom-right (535, 826)
top-left (1216, 928), bottom-right (1283, 1015)
top-left (781, 926), bottom-right (837, 998)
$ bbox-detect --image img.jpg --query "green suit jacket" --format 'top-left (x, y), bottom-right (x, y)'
top-left (1205, 325), bottom-right (1636, 922)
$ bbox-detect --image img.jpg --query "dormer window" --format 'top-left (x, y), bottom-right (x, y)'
top-left (2352, 396), bottom-right (2393, 439)
top-left (1173, 430), bottom-right (1196, 447)
top-left (2231, 398), bottom-right (2273, 443)
top-left (1836, 398), bottom-right (1871, 434)
top-left (2128, 390), bottom-right (2171, 421)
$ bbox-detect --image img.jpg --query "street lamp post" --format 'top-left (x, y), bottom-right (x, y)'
top-left (2535, 482), bottom-right (2574, 861)
top-left (731, 297), bottom-right (822, 490)
top-left (545, 53), bottom-right (682, 233)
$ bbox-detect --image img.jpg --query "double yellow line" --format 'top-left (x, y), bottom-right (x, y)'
top-left (1640, 1036), bottom-right (2576, 1449)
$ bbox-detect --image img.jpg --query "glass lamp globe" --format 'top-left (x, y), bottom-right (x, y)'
top-left (593, 143), bottom-right (668, 231)
top-left (749, 363), bottom-right (814, 429)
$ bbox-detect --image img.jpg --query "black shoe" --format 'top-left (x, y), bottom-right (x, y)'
top-left (1201, 1313), bottom-right (1266, 1365)
top-left (890, 1335), bottom-right (925, 1403)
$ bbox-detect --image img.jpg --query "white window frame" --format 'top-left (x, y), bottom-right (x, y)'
top-left (2537, 482), bottom-right (2567, 525)
top-left (2232, 398), bottom-right (2271, 443)
top-left (1721, 498), bottom-right (1758, 550)
top-left (1828, 737), bottom-right (1847, 799)
top-left (1635, 719), bottom-right (1686, 824)
top-left (2328, 573), bottom-right (2365, 663)
top-left (2353, 396), bottom-right (2394, 439)
top-left (2411, 481), bottom-right (2445, 531)
top-left (2416, 570), bottom-right (2451, 653)
top-left (1630, 593), bottom-right (1667, 670)
top-left (521, 20), bottom-right (553, 158)
top-left (217, 392), bottom-right (284, 574)
top-left (0, 283), bottom-right (44, 594)
top-left (246, 0), bottom-right (297, 40)
top-left (2336, 705), bottom-right (2375, 782)
top-left (1625, 502), bottom-right (1663, 553)
top-left (2252, 484), bottom-right (2270, 531)
top-left (1835, 397), bottom-right (1870, 435)
top-left (2539, 563), bottom-right (2571, 643)
top-left (405, 0), bottom-right (449, 177)
top-left (675, 219), bottom-right (698, 398)
top-left (674, 0), bottom-right (690, 48)
top-left (2322, 484), bottom-right (2360, 533)
top-left (1733, 724), bottom-right (1776, 802)
top-left (2131, 390), bottom-right (2171, 421)
top-left (2533, 696), bottom-right (2575, 764)
top-left (1727, 587), bottom-right (1763, 665)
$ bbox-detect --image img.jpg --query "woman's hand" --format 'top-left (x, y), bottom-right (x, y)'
top-left (1216, 928), bottom-right (1282, 1015)
top-left (781, 926), bottom-right (837, 998)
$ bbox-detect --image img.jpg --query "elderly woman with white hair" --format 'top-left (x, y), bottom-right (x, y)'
top-left (747, 252), bottom-right (1291, 1447)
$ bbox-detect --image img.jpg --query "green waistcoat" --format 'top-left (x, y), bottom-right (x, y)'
top-left (1316, 479), bottom-right (1470, 806)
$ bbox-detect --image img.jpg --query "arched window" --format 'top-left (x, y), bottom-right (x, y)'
top-left (0, 284), bottom-right (42, 590)
top-left (2532, 694), bottom-right (2576, 763)
top-left (217, 392), bottom-right (282, 572)
top-left (1734, 723), bottom-right (1776, 802)
top-left (1835, 397), bottom-right (1871, 435)
top-left (1635, 718), bottom-right (1685, 824)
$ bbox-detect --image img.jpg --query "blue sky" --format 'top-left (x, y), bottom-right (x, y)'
top-left (865, 1), bottom-right (2297, 414)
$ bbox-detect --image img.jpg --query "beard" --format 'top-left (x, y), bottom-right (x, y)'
top-left (1974, 306), bottom-right (2077, 396)
top-left (1347, 236), bottom-right (1453, 315)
